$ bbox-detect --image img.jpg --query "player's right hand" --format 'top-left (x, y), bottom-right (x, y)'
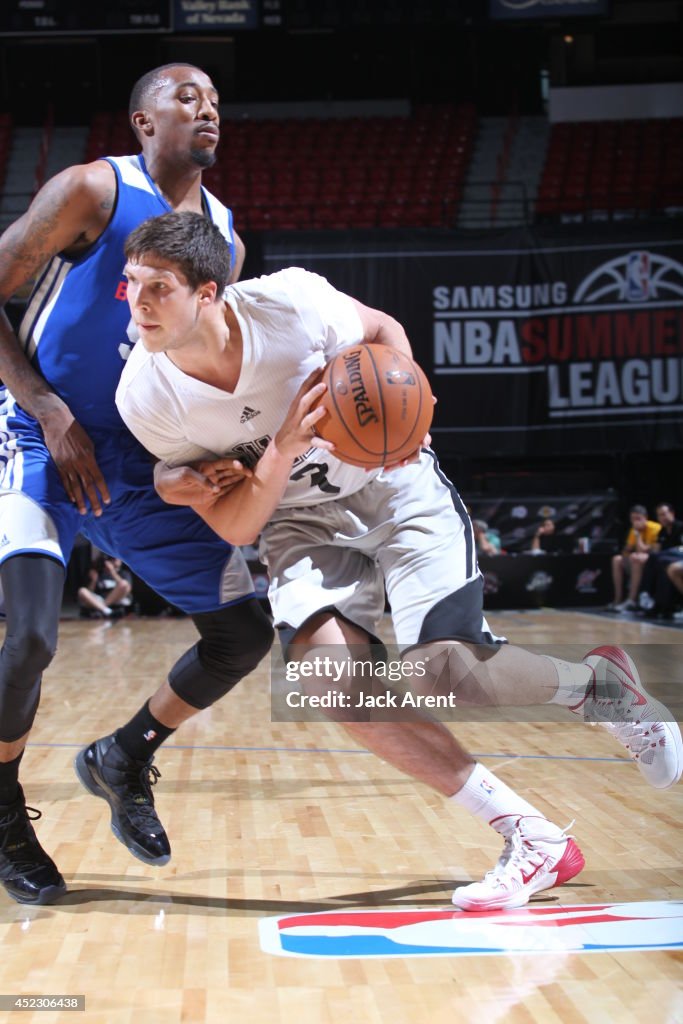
top-left (42, 410), bottom-right (111, 516)
top-left (154, 459), bottom-right (252, 508)
top-left (195, 457), bottom-right (253, 491)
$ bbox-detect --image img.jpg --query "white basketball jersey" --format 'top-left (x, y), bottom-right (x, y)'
top-left (116, 268), bottom-right (381, 507)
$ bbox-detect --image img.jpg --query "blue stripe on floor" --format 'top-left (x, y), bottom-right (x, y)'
top-left (26, 741), bottom-right (631, 763)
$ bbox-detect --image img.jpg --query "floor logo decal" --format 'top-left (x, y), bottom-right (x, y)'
top-left (259, 901), bottom-right (683, 958)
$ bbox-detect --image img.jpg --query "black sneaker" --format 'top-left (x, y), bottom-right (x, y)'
top-left (75, 734), bottom-right (171, 866)
top-left (0, 786), bottom-right (67, 905)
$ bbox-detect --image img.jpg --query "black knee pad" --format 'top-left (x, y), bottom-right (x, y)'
top-left (2, 627), bottom-right (56, 681)
top-left (169, 598), bottom-right (273, 710)
top-left (0, 555), bottom-right (63, 742)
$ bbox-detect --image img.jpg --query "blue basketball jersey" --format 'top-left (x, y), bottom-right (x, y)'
top-left (17, 154), bottom-right (236, 431)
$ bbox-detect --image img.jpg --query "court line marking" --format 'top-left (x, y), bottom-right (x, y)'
top-left (26, 741), bottom-right (633, 763)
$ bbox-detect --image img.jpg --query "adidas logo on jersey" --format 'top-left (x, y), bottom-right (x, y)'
top-left (240, 406), bottom-right (261, 424)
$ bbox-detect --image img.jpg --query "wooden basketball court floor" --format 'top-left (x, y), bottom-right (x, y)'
top-left (0, 609), bottom-right (680, 1024)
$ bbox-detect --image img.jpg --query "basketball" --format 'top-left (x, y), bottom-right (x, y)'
top-left (313, 343), bottom-right (434, 468)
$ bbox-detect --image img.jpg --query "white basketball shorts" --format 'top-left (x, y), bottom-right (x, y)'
top-left (260, 449), bottom-right (505, 651)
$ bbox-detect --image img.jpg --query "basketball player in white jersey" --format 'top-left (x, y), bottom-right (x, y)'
top-left (116, 210), bottom-right (682, 912)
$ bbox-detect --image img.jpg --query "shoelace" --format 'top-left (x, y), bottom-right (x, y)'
top-left (497, 834), bottom-right (515, 870)
top-left (0, 805), bottom-right (48, 875)
top-left (590, 695), bottom-right (638, 721)
top-left (118, 763), bottom-right (163, 823)
top-left (600, 720), bottom-right (663, 760)
top-left (487, 820), bottom-right (575, 886)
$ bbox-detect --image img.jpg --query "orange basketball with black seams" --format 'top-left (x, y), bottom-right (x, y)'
top-left (313, 344), bottom-right (433, 468)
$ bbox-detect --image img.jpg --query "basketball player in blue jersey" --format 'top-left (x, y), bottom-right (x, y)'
top-left (0, 65), bottom-right (273, 905)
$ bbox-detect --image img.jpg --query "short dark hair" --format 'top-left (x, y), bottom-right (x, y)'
top-left (124, 212), bottom-right (232, 294)
top-left (128, 63), bottom-right (202, 120)
top-left (630, 504), bottom-right (648, 516)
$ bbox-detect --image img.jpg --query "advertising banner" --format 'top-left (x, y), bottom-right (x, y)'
top-left (173, 0), bottom-right (258, 31)
top-left (263, 225), bottom-right (683, 457)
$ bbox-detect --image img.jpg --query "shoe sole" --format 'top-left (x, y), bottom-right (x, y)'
top-left (74, 750), bottom-right (171, 867)
top-left (452, 839), bottom-right (586, 912)
top-left (585, 645), bottom-right (683, 789)
top-left (4, 880), bottom-right (68, 906)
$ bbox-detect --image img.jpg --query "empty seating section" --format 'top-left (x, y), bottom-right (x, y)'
top-left (6, 111), bottom-right (683, 231)
top-left (85, 111), bottom-right (137, 161)
top-left (0, 114), bottom-right (12, 192)
top-left (83, 104), bottom-right (477, 230)
top-left (537, 117), bottom-right (683, 219)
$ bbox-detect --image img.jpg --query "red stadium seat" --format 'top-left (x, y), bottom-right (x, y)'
top-left (538, 116), bottom-right (683, 219)
top-left (81, 101), bottom-right (480, 230)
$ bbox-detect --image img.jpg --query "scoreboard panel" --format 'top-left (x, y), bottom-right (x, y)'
top-left (0, 0), bottom-right (171, 34)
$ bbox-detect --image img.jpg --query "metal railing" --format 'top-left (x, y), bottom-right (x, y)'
top-left (458, 180), bottom-right (531, 227)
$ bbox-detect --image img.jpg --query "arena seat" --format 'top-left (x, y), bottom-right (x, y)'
top-left (537, 117), bottom-right (683, 220)
top-left (84, 103), bottom-right (477, 232)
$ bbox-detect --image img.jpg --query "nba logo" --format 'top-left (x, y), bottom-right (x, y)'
top-left (626, 251), bottom-right (650, 301)
top-left (259, 902), bottom-right (683, 958)
top-left (385, 369), bottom-right (415, 386)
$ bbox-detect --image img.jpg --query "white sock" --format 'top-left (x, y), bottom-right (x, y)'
top-left (450, 762), bottom-right (560, 836)
top-left (544, 656), bottom-right (593, 710)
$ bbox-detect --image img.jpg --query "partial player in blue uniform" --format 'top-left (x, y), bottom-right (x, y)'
top-left (0, 64), bottom-right (273, 905)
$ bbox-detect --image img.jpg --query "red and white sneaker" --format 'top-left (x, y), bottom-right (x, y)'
top-left (581, 646), bottom-right (683, 789)
top-left (452, 817), bottom-right (585, 912)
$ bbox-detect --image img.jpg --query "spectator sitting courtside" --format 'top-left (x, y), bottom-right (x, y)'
top-left (637, 503), bottom-right (683, 619)
top-left (78, 554), bottom-right (133, 619)
top-left (472, 519), bottom-right (503, 557)
top-left (609, 504), bottom-right (661, 613)
top-left (530, 518), bottom-right (556, 554)
top-left (666, 559), bottom-right (683, 620)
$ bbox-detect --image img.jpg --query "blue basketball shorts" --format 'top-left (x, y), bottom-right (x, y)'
top-left (0, 402), bottom-right (255, 615)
